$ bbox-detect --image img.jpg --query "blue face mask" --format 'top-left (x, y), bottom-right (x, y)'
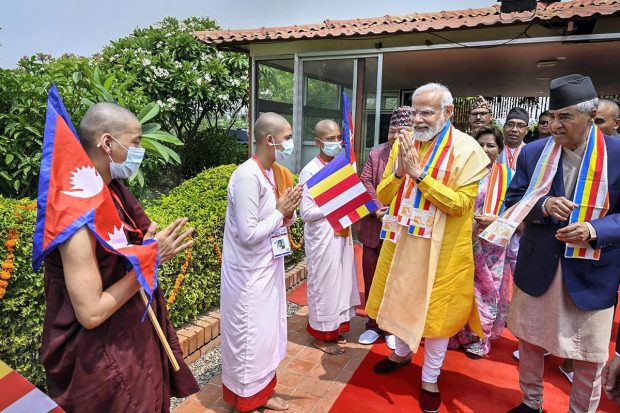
top-left (320, 140), bottom-right (342, 157)
top-left (106, 136), bottom-right (145, 179)
top-left (271, 138), bottom-right (294, 161)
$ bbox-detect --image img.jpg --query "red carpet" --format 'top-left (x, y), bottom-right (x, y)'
top-left (286, 244), bottom-right (367, 317)
top-left (330, 312), bottom-right (620, 413)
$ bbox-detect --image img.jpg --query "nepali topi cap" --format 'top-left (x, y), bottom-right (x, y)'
top-left (506, 107), bottom-right (529, 124)
top-left (549, 74), bottom-right (598, 110)
top-left (390, 106), bottom-right (414, 127)
top-left (471, 96), bottom-right (491, 112)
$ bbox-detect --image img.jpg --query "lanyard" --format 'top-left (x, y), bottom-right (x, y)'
top-left (111, 191), bottom-right (145, 239)
top-left (253, 155), bottom-right (279, 197)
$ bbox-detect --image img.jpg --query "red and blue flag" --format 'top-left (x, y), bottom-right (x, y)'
top-left (32, 85), bottom-right (159, 306)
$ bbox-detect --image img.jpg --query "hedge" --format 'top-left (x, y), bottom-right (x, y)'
top-left (0, 163), bottom-right (305, 388)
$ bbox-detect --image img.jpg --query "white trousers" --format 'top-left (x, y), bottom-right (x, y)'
top-left (394, 336), bottom-right (450, 384)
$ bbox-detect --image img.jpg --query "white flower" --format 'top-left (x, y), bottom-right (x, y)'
top-left (173, 61), bottom-right (182, 69)
top-left (197, 78), bottom-right (202, 86)
top-left (142, 58), bottom-right (152, 66)
top-left (231, 78), bottom-right (240, 87)
top-left (218, 94), bottom-right (229, 101)
top-left (156, 99), bottom-right (164, 107)
top-left (203, 74), bottom-right (212, 83)
top-left (166, 97), bottom-right (178, 106)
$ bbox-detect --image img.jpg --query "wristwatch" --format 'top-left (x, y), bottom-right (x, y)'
top-left (415, 171), bottom-right (428, 185)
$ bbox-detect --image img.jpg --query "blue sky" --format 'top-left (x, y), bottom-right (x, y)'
top-left (0, 0), bottom-right (492, 68)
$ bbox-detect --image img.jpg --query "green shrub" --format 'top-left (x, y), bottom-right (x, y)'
top-left (0, 197), bottom-right (45, 387)
top-left (147, 164), bottom-right (304, 327)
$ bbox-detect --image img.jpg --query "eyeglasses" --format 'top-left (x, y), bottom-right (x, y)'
top-left (412, 109), bottom-right (436, 119)
top-left (470, 111), bottom-right (491, 118)
top-left (538, 120), bottom-right (549, 125)
top-left (504, 122), bottom-right (528, 131)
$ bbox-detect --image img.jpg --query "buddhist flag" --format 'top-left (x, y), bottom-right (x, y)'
top-left (0, 359), bottom-right (64, 412)
top-left (31, 85), bottom-right (160, 307)
top-left (304, 93), bottom-right (378, 231)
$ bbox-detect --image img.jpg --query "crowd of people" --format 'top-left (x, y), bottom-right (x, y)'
top-left (39, 74), bottom-right (620, 413)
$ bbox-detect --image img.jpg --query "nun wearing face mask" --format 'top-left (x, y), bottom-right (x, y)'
top-left (298, 119), bottom-right (361, 356)
top-left (220, 112), bottom-right (303, 413)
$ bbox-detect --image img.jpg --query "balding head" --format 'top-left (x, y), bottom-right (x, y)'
top-left (78, 102), bottom-right (140, 152)
top-left (314, 119), bottom-right (339, 139)
top-left (595, 99), bottom-right (620, 135)
top-left (254, 112), bottom-right (291, 144)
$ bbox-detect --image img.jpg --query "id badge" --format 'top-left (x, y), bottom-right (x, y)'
top-left (271, 227), bottom-right (292, 258)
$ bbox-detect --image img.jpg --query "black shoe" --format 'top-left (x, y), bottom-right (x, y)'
top-left (507, 402), bottom-right (543, 413)
top-left (373, 356), bottom-right (411, 374)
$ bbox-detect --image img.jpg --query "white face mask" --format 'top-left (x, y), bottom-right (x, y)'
top-left (270, 138), bottom-right (294, 161)
top-left (103, 136), bottom-right (145, 179)
top-left (320, 140), bottom-right (342, 157)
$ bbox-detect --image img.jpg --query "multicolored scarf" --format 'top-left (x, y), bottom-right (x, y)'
top-left (482, 162), bottom-right (514, 216)
top-left (481, 126), bottom-right (608, 260)
top-left (380, 122), bottom-right (454, 242)
top-left (565, 126), bottom-right (609, 259)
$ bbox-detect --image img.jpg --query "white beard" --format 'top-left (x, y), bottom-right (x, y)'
top-left (414, 116), bottom-right (446, 142)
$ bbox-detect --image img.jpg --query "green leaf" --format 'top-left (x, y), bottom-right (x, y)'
top-left (5, 154), bottom-right (14, 165)
top-left (0, 171), bottom-right (12, 182)
top-left (104, 74), bottom-right (115, 91)
top-left (72, 72), bottom-right (80, 84)
top-left (81, 97), bottom-right (96, 107)
top-left (137, 103), bottom-right (160, 124)
top-left (141, 123), bottom-right (161, 134)
top-left (94, 67), bottom-right (103, 86)
top-left (142, 131), bottom-right (183, 145)
top-left (95, 85), bottom-right (116, 103)
top-left (142, 138), bottom-right (170, 162)
top-left (13, 180), bottom-right (20, 192)
top-left (163, 145), bottom-right (181, 164)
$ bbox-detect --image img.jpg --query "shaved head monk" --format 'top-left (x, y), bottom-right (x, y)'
top-left (299, 119), bottom-right (360, 355)
top-left (220, 112), bottom-right (302, 413)
top-left (40, 102), bottom-right (199, 412)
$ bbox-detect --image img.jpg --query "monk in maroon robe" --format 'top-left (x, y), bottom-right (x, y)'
top-left (40, 102), bottom-right (199, 412)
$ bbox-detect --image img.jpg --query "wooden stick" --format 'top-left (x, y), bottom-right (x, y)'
top-left (140, 289), bottom-right (180, 372)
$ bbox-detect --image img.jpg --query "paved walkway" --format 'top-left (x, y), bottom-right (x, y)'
top-left (173, 307), bottom-right (373, 413)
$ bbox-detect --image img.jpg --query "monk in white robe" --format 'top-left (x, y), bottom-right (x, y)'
top-left (299, 120), bottom-right (360, 355)
top-left (221, 113), bottom-right (302, 413)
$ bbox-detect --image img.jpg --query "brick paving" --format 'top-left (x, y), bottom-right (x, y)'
top-left (173, 306), bottom-right (372, 413)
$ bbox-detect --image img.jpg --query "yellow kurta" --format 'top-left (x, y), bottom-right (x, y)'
top-left (365, 128), bottom-right (489, 350)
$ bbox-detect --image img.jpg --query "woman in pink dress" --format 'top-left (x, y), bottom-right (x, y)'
top-left (449, 125), bottom-right (511, 358)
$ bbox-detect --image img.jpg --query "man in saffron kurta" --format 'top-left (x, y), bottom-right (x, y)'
top-left (300, 119), bottom-right (360, 355)
top-left (41, 103), bottom-right (199, 412)
top-left (365, 83), bottom-right (489, 413)
top-left (221, 112), bottom-right (302, 413)
top-left (357, 107), bottom-right (413, 348)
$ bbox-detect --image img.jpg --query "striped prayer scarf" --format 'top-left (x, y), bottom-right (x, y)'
top-left (481, 126), bottom-right (608, 260)
top-left (482, 162), bottom-right (514, 216)
top-left (565, 126), bottom-right (609, 259)
top-left (379, 122), bottom-right (454, 241)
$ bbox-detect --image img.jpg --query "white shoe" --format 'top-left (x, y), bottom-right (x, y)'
top-left (513, 349), bottom-right (551, 360)
top-left (358, 329), bottom-right (381, 345)
top-left (385, 334), bottom-right (396, 350)
top-left (559, 365), bottom-right (574, 383)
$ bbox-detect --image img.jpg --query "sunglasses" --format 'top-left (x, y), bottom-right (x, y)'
top-left (538, 121), bottom-right (549, 125)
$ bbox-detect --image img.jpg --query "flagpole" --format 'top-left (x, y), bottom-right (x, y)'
top-left (139, 289), bottom-right (180, 372)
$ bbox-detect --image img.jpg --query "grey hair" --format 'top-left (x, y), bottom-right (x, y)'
top-left (575, 98), bottom-right (599, 113)
top-left (412, 82), bottom-right (453, 108)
